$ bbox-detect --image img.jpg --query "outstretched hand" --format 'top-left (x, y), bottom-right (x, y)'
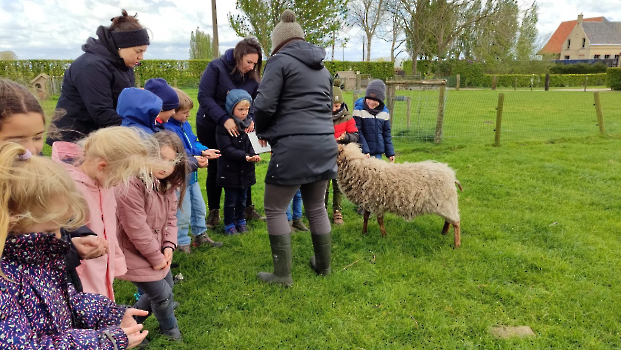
top-left (201, 149), bottom-right (221, 159)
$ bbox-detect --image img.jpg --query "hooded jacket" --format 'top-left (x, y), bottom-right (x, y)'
top-left (47, 26), bottom-right (136, 144)
top-left (164, 118), bottom-right (208, 186)
top-left (0, 232), bottom-right (128, 349)
top-left (118, 88), bottom-right (163, 134)
top-left (52, 142), bottom-right (127, 301)
top-left (353, 98), bottom-right (395, 157)
top-left (332, 103), bottom-right (359, 143)
top-left (254, 41), bottom-right (337, 185)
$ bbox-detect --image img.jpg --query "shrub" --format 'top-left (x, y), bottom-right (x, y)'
top-left (606, 68), bottom-right (621, 90)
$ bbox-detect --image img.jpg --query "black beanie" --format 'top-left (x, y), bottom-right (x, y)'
top-left (365, 79), bottom-right (386, 102)
top-left (111, 29), bottom-right (150, 48)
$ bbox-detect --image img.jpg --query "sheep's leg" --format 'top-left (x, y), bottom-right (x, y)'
top-left (453, 221), bottom-right (461, 248)
top-left (441, 221), bottom-right (450, 235)
top-left (362, 210), bottom-right (371, 235)
top-left (377, 215), bottom-right (387, 237)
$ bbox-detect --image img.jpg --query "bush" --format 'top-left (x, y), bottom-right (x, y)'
top-left (324, 61), bottom-right (394, 80)
top-left (481, 73), bottom-right (607, 88)
top-left (607, 68), bottom-right (621, 90)
top-left (550, 62), bottom-right (608, 74)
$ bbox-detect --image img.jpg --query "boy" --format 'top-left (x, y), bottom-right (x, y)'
top-left (352, 79), bottom-right (395, 162)
top-left (216, 90), bottom-right (260, 235)
top-left (118, 78), bottom-right (179, 134)
top-left (327, 83), bottom-right (359, 225)
top-left (164, 88), bottom-right (222, 253)
top-left (144, 78), bottom-right (179, 124)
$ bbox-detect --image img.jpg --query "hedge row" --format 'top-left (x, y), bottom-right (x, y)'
top-left (0, 59), bottom-right (395, 88)
top-left (607, 68), bottom-right (621, 90)
top-left (478, 73), bottom-right (607, 88)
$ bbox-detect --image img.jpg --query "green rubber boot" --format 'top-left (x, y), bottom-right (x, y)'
top-left (309, 233), bottom-right (331, 276)
top-left (257, 234), bottom-right (293, 287)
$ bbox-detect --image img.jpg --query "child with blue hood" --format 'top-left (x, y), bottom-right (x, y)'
top-left (215, 89), bottom-right (260, 235)
top-left (118, 78), bottom-right (179, 134)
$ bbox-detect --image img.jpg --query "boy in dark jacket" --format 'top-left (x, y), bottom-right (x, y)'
top-left (353, 79), bottom-right (395, 162)
top-left (216, 89), bottom-right (260, 235)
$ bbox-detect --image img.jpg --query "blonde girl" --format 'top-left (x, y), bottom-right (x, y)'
top-left (115, 131), bottom-right (187, 341)
top-left (52, 126), bottom-right (158, 301)
top-left (0, 142), bottom-right (149, 349)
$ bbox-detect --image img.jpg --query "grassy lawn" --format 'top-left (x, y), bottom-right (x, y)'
top-left (40, 89), bottom-right (621, 348)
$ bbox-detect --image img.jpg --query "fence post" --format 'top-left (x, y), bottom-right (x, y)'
top-left (456, 74), bottom-right (460, 91)
top-left (545, 73), bottom-right (550, 91)
top-left (173, 78), bottom-right (178, 88)
top-left (584, 76), bottom-right (588, 92)
top-left (492, 75), bottom-right (497, 90)
top-left (136, 74), bottom-right (141, 88)
top-left (594, 92), bottom-right (605, 135)
top-left (355, 73), bottom-right (361, 91)
top-left (353, 92), bottom-right (358, 106)
top-left (406, 96), bottom-right (412, 130)
top-left (387, 84), bottom-right (396, 126)
top-left (514, 76), bottom-right (517, 91)
top-left (434, 84), bottom-right (446, 144)
top-left (494, 93), bottom-right (505, 147)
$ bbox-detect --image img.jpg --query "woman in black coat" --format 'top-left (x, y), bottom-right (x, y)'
top-left (47, 10), bottom-right (150, 144)
top-left (255, 10), bottom-right (338, 287)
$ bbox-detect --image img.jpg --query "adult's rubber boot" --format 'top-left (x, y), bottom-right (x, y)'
top-left (257, 234), bottom-right (293, 287)
top-left (309, 233), bottom-right (331, 276)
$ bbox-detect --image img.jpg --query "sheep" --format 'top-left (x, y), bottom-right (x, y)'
top-left (336, 143), bottom-right (463, 248)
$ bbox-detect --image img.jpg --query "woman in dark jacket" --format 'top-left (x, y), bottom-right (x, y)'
top-left (196, 37), bottom-right (264, 228)
top-left (47, 10), bottom-right (150, 144)
top-left (255, 10), bottom-right (338, 287)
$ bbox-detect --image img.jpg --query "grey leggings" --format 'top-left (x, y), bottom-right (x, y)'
top-left (264, 181), bottom-right (331, 236)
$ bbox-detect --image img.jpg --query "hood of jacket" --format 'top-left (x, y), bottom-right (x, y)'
top-left (82, 26), bottom-right (128, 69)
top-left (117, 88), bottom-right (163, 133)
top-left (278, 41), bottom-right (326, 70)
top-left (51, 141), bottom-right (100, 191)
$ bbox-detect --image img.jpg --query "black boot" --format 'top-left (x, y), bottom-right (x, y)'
top-left (309, 233), bottom-right (331, 276)
top-left (257, 234), bottom-right (293, 287)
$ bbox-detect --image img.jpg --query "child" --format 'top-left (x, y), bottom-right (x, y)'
top-left (52, 126), bottom-right (158, 301)
top-left (0, 142), bottom-right (149, 349)
top-left (165, 88), bottom-right (222, 252)
top-left (327, 83), bottom-right (359, 226)
top-left (144, 78), bottom-right (180, 124)
top-left (287, 190), bottom-right (308, 231)
top-left (353, 79), bottom-right (395, 162)
top-left (118, 87), bottom-right (164, 134)
top-left (115, 131), bottom-right (186, 341)
top-left (0, 78), bottom-right (46, 155)
top-left (216, 89), bottom-right (260, 235)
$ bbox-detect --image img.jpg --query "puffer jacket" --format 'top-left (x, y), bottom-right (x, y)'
top-left (333, 103), bottom-right (359, 143)
top-left (164, 118), bottom-right (208, 185)
top-left (353, 98), bottom-right (395, 157)
top-left (254, 40), bottom-right (337, 185)
top-left (47, 26), bottom-right (135, 144)
top-left (215, 125), bottom-right (256, 188)
top-left (0, 232), bottom-right (128, 349)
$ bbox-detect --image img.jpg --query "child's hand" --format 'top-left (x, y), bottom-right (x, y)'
top-left (123, 323), bottom-right (148, 349)
top-left (121, 308), bottom-right (149, 329)
top-left (163, 248), bottom-right (173, 265)
top-left (73, 235), bottom-right (108, 260)
top-left (202, 149), bottom-right (221, 159)
top-left (152, 258), bottom-right (168, 270)
top-left (389, 155), bottom-right (395, 163)
top-left (253, 155), bottom-right (261, 162)
top-left (336, 134), bottom-right (345, 142)
top-left (365, 153), bottom-right (370, 158)
top-left (195, 156), bottom-right (209, 168)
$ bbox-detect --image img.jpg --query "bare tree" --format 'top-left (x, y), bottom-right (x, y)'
top-left (349, 0), bottom-right (386, 61)
top-left (399, 0), bottom-right (430, 75)
top-left (379, 0), bottom-right (407, 63)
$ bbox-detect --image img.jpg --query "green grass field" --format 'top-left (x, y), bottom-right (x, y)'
top-left (40, 89), bottom-right (621, 348)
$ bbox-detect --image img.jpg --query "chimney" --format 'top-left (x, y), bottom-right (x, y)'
top-left (578, 13), bottom-right (583, 24)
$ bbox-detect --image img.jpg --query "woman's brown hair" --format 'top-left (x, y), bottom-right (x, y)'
top-left (0, 79), bottom-right (45, 131)
top-left (232, 37), bottom-right (263, 82)
top-left (109, 9), bottom-right (144, 32)
top-left (153, 131), bottom-right (188, 208)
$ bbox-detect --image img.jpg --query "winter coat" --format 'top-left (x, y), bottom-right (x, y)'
top-left (115, 177), bottom-right (178, 283)
top-left (196, 49), bottom-right (259, 132)
top-left (164, 118), bottom-right (208, 185)
top-left (215, 125), bottom-right (257, 188)
top-left (0, 232), bottom-right (129, 349)
top-left (52, 141), bottom-right (127, 301)
top-left (47, 26), bottom-right (135, 144)
top-left (254, 41), bottom-right (337, 186)
top-left (333, 103), bottom-right (359, 143)
top-left (118, 87), bottom-right (163, 135)
top-left (353, 98), bottom-right (395, 157)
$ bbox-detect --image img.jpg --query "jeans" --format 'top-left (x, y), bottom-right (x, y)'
top-left (133, 271), bottom-right (177, 331)
top-left (286, 189), bottom-right (303, 221)
top-left (223, 187), bottom-right (247, 226)
top-left (371, 154), bottom-right (383, 159)
top-left (176, 181), bottom-right (207, 246)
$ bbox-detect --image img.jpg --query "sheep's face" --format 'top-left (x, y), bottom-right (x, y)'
top-left (337, 143), bottom-right (365, 169)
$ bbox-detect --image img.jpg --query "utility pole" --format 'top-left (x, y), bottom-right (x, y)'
top-left (211, 0), bottom-right (219, 59)
top-left (331, 30), bottom-right (335, 61)
top-left (362, 38), bottom-right (365, 61)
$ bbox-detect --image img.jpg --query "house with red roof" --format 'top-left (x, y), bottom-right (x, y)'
top-left (538, 14), bottom-right (621, 66)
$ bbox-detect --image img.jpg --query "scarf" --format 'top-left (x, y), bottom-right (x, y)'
top-left (363, 99), bottom-right (385, 116)
top-left (233, 116), bottom-right (253, 135)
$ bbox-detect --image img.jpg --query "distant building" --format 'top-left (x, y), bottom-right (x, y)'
top-left (538, 14), bottom-right (621, 66)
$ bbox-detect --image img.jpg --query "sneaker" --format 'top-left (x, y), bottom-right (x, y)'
top-left (177, 244), bottom-right (191, 253)
top-left (245, 205), bottom-right (266, 221)
top-left (292, 218), bottom-right (309, 231)
top-left (236, 221), bottom-right (248, 233)
top-left (333, 210), bottom-right (344, 226)
top-left (193, 232), bottom-right (223, 248)
top-left (224, 224), bottom-right (238, 236)
top-left (206, 209), bottom-right (220, 228)
top-left (289, 220), bottom-right (297, 233)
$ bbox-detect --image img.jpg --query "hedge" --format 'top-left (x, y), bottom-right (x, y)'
top-left (607, 68), bottom-right (621, 90)
top-left (323, 61), bottom-right (394, 80)
top-left (481, 73), bottom-right (607, 88)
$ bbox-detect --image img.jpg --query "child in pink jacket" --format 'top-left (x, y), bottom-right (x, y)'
top-left (115, 131), bottom-right (187, 341)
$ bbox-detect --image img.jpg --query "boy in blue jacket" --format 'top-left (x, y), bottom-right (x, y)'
top-left (352, 79), bottom-right (395, 162)
top-left (164, 88), bottom-right (222, 252)
top-left (117, 78), bottom-right (180, 134)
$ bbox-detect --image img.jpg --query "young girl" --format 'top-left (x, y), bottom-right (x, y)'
top-left (52, 126), bottom-right (157, 301)
top-left (0, 142), bottom-right (149, 349)
top-left (0, 78), bottom-right (46, 155)
top-left (115, 131), bottom-right (187, 341)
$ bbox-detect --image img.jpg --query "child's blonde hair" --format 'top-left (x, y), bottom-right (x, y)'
top-left (78, 126), bottom-right (159, 189)
top-left (0, 143), bottom-right (88, 265)
top-left (173, 88), bottom-right (193, 112)
top-left (235, 100), bottom-right (251, 109)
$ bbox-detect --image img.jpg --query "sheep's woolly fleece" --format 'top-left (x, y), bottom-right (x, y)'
top-left (336, 143), bottom-right (460, 224)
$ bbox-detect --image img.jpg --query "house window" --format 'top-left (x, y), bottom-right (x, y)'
top-left (567, 39), bottom-right (571, 49)
top-left (615, 55), bottom-right (620, 59)
top-left (604, 55), bottom-right (610, 59)
top-left (582, 38), bottom-right (586, 48)
top-left (594, 54), bottom-right (600, 59)
top-left (565, 55), bottom-right (570, 59)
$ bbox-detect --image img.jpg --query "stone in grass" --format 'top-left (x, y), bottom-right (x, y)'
top-left (491, 326), bottom-right (536, 339)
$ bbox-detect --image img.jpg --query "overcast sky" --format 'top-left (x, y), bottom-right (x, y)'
top-left (1, 0), bottom-right (620, 61)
